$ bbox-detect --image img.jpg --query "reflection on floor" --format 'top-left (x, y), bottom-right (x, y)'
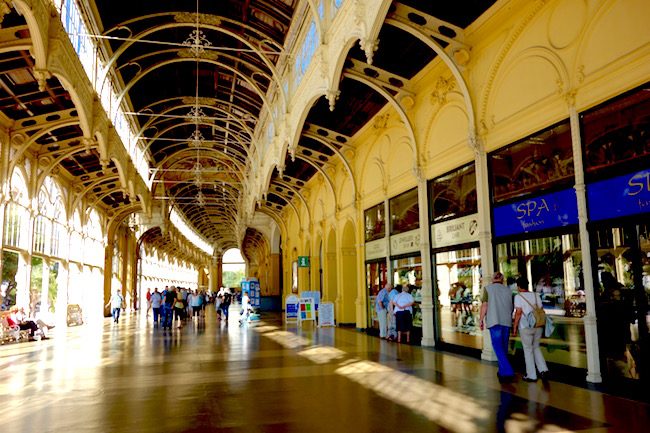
top-left (0, 308), bottom-right (648, 433)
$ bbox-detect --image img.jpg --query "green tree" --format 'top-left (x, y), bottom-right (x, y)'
top-left (223, 269), bottom-right (245, 289)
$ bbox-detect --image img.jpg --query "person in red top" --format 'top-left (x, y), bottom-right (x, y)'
top-left (146, 289), bottom-right (152, 317)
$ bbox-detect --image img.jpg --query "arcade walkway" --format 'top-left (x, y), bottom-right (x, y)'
top-left (0, 310), bottom-right (648, 433)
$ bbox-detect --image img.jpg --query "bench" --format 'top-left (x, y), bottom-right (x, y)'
top-left (0, 311), bottom-right (32, 344)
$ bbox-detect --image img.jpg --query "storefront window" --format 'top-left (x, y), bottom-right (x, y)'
top-left (591, 224), bottom-right (650, 380)
top-left (490, 121), bottom-right (573, 203)
top-left (364, 203), bottom-right (385, 242)
top-left (583, 85), bottom-right (650, 179)
top-left (1, 250), bottom-right (19, 310)
top-left (366, 261), bottom-right (388, 330)
top-left (430, 164), bottom-right (477, 222)
top-left (497, 233), bottom-right (586, 369)
top-left (392, 255), bottom-right (422, 333)
top-left (390, 188), bottom-right (419, 235)
top-left (435, 247), bottom-right (482, 349)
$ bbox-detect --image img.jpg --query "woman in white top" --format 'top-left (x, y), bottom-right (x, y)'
top-left (513, 276), bottom-right (549, 382)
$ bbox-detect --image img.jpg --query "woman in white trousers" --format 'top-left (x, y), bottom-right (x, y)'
top-left (512, 276), bottom-right (549, 382)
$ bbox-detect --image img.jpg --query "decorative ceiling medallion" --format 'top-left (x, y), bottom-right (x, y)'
top-left (188, 129), bottom-right (204, 147)
top-left (182, 29), bottom-right (212, 57)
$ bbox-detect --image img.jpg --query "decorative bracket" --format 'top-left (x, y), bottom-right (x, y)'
top-left (325, 89), bottom-right (341, 111)
top-left (359, 38), bottom-right (379, 65)
top-left (32, 69), bottom-right (52, 92)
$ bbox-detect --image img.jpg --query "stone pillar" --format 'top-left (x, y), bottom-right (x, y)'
top-left (269, 253), bottom-right (280, 296)
top-left (569, 104), bottom-right (602, 383)
top-left (15, 250), bottom-right (30, 311)
top-left (55, 261), bottom-right (69, 326)
top-left (473, 136), bottom-right (497, 361)
top-left (40, 260), bottom-right (49, 314)
top-left (418, 177), bottom-right (435, 347)
top-left (103, 240), bottom-right (114, 317)
top-left (384, 198), bottom-right (392, 281)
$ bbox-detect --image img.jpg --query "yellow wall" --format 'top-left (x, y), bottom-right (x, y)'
top-left (280, 0), bottom-right (650, 328)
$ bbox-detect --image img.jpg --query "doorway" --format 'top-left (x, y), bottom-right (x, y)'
top-left (592, 223), bottom-right (650, 382)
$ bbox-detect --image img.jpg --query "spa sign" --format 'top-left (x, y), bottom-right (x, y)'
top-left (493, 188), bottom-right (578, 237)
top-left (588, 169), bottom-right (650, 221)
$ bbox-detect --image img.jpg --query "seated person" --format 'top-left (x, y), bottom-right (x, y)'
top-left (9, 307), bottom-right (53, 338)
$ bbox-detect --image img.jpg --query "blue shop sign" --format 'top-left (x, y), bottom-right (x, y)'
top-left (588, 169), bottom-right (650, 221)
top-left (493, 189), bottom-right (578, 237)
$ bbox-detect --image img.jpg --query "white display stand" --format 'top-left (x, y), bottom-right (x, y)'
top-left (285, 295), bottom-right (300, 324)
top-left (318, 302), bottom-right (335, 327)
top-left (298, 297), bottom-right (316, 326)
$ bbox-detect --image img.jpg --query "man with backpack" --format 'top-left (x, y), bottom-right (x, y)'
top-left (221, 288), bottom-right (232, 321)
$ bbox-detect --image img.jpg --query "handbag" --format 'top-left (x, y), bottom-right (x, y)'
top-left (520, 293), bottom-right (546, 328)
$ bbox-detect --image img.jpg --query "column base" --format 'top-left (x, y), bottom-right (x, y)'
top-left (481, 348), bottom-right (497, 361)
top-left (421, 337), bottom-right (435, 347)
top-left (586, 371), bottom-right (603, 383)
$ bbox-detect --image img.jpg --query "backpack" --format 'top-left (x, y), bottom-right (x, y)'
top-left (520, 293), bottom-right (546, 328)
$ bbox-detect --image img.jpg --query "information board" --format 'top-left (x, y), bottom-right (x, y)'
top-left (285, 295), bottom-right (299, 323)
top-left (318, 302), bottom-right (335, 327)
top-left (299, 297), bottom-right (316, 323)
top-left (241, 278), bottom-right (260, 308)
top-left (300, 291), bottom-right (320, 311)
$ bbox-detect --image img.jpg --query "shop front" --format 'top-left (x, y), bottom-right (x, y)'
top-left (582, 85), bottom-right (650, 382)
top-left (429, 164), bottom-right (482, 350)
top-left (490, 121), bottom-right (588, 371)
top-left (364, 203), bottom-right (388, 333)
top-left (389, 188), bottom-right (422, 343)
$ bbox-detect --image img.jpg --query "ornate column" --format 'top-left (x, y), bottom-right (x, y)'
top-left (102, 239), bottom-right (114, 317)
top-left (417, 174), bottom-right (435, 347)
top-left (472, 134), bottom-right (497, 361)
top-left (568, 99), bottom-right (602, 383)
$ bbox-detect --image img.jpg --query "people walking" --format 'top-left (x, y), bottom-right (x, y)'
top-left (375, 283), bottom-right (390, 339)
top-left (105, 290), bottom-right (124, 324)
top-left (221, 288), bottom-right (232, 321)
top-left (513, 276), bottom-right (550, 382)
top-left (145, 289), bottom-right (152, 317)
top-left (387, 284), bottom-right (400, 341)
top-left (150, 287), bottom-right (162, 325)
top-left (162, 286), bottom-right (175, 329)
top-left (480, 272), bottom-right (515, 383)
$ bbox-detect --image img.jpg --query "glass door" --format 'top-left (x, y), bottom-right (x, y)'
top-left (593, 224), bottom-right (650, 381)
top-left (366, 261), bottom-right (387, 331)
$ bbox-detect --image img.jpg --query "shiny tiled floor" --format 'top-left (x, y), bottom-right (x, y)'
top-left (0, 308), bottom-right (648, 433)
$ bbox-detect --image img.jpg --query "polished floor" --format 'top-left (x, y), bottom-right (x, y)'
top-left (0, 308), bottom-right (648, 433)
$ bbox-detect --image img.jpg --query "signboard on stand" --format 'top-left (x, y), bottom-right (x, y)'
top-left (285, 295), bottom-right (300, 324)
top-left (241, 278), bottom-right (260, 308)
top-left (299, 297), bottom-right (316, 324)
top-left (318, 302), bottom-right (335, 327)
top-left (300, 291), bottom-right (320, 311)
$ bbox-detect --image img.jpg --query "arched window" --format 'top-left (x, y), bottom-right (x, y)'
top-left (70, 210), bottom-right (83, 263)
top-left (33, 177), bottom-right (67, 258)
top-left (223, 249), bottom-right (246, 288)
top-left (85, 209), bottom-right (104, 266)
top-left (4, 169), bottom-right (29, 249)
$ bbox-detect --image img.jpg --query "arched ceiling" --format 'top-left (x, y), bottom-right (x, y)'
top-left (90, 0), bottom-right (496, 254)
top-left (0, 0), bottom-right (497, 264)
top-left (90, 0), bottom-right (298, 251)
